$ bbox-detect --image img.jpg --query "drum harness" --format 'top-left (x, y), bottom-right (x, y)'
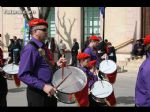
top-left (28, 41), bottom-right (58, 74)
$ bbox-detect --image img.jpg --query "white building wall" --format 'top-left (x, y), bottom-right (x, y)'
top-left (105, 7), bottom-right (141, 53)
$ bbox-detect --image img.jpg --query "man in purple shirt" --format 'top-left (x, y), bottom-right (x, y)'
top-left (135, 34), bottom-right (150, 107)
top-left (19, 18), bottom-right (66, 107)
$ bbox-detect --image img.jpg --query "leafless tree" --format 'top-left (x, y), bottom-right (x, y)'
top-left (55, 10), bottom-right (76, 50)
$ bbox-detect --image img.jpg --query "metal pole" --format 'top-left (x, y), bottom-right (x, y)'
top-left (102, 7), bottom-right (105, 42)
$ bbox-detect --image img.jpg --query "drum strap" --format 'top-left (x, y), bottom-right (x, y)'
top-left (28, 41), bottom-right (57, 72)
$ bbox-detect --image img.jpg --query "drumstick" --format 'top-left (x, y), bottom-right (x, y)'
top-left (61, 54), bottom-right (65, 79)
top-left (55, 72), bottom-right (72, 89)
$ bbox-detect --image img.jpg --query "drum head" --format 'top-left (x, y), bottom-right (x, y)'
top-left (99, 60), bottom-right (117, 74)
top-left (91, 80), bottom-right (113, 98)
top-left (3, 64), bottom-right (19, 74)
top-left (52, 66), bottom-right (87, 94)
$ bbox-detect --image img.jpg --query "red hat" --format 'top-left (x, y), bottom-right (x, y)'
top-left (89, 35), bottom-right (100, 41)
top-left (144, 34), bottom-right (150, 46)
top-left (28, 18), bottom-right (48, 28)
top-left (77, 53), bottom-right (90, 60)
top-left (87, 60), bottom-right (97, 69)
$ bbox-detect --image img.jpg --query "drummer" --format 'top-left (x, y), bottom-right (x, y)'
top-left (18, 18), bottom-right (66, 107)
top-left (74, 53), bottom-right (98, 107)
top-left (84, 35), bottom-right (100, 68)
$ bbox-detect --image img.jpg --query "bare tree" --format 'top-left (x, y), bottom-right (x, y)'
top-left (55, 10), bottom-right (76, 49)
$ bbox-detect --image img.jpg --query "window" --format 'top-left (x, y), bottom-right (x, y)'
top-left (84, 7), bottom-right (100, 42)
top-left (47, 7), bottom-right (55, 38)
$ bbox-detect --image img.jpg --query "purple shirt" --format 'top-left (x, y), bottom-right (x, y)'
top-left (84, 47), bottom-right (99, 68)
top-left (18, 37), bottom-right (53, 90)
top-left (79, 66), bottom-right (98, 89)
top-left (135, 54), bottom-right (150, 106)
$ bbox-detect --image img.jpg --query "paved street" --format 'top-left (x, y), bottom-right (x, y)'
top-left (7, 61), bottom-right (140, 107)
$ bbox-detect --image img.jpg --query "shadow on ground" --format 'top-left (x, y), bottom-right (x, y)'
top-left (117, 96), bottom-right (134, 105)
top-left (8, 87), bottom-right (26, 93)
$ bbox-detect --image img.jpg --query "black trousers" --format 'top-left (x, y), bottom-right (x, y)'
top-left (0, 75), bottom-right (8, 107)
top-left (27, 86), bottom-right (57, 107)
top-left (71, 52), bottom-right (78, 67)
top-left (0, 93), bottom-right (7, 107)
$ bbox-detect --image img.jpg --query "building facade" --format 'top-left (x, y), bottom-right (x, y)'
top-left (0, 7), bottom-right (149, 60)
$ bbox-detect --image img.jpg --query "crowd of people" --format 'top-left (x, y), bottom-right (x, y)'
top-left (1, 18), bottom-right (150, 107)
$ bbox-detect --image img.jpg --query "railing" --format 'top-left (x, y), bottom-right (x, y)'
top-left (115, 39), bottom-right (134, 51)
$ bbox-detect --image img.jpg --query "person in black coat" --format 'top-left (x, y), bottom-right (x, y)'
top-left (107, 42), bottom-right (117, 63)
top-left (8, 36), bottom-right (21, 64)
top-left (71, 38), bottom-right (79, 67)
top-left (97, 39), bottom-right (107, 63)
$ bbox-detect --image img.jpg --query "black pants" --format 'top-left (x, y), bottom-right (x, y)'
top-left (0, 75), bottom-right (8, 107)
top-left (71, 52), bottom-right (78, 67)
top-left (27, 86), bottom-right (57, 107)
top-left (0, 93), bottom-right (7, 107)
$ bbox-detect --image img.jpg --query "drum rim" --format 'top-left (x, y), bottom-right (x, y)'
top-left (99, 59), bottom-right (117, 74)
top-left (90, 80), bottom-right (113, 98)
top-left (55, 91), bottom-right (76, 104)
top-left (52, 66), bottom-right (87, 94)
top-left (2, 63), bottom-right (19, 74)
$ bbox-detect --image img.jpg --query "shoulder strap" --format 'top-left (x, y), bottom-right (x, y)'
top-left (28, 41), bottom-right (53, 67)
top-left (28, 41), bottom-right (39, 50)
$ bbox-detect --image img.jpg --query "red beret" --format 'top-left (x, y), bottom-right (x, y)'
top-left (144, 34), bottom-right (150, 46)
top-left (87, 60), bottom-right (97, 69)
top-left (28, 18), bottom-right (48, 28)
top-left (89, 35), bottom-right (100, 41)
top-left (77, 53), bottom-right (90, 60)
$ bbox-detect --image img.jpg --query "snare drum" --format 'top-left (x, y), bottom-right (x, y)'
top-left (3, 64), bottom-right (19, 75)
top-left (52, 66), bottom-right (87, 104)
top-left (90, 80), bottom-right (113, 103)
top-left (99, 60), bottom-right (117, 84)
top-left (3, 64), bottom-right (20, 87)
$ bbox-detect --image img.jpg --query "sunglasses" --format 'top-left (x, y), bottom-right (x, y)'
top-left (36, 28), bottom-right (48, 32)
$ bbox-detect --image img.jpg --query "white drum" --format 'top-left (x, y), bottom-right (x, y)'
top-left (3, 64), bottom-right (19, 75)
top-left (99, 60), bottom-right (117, 74)
top-left (90, 80), bottom-right (113, 102)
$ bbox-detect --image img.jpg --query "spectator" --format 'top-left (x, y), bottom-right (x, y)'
top-left (107, 42), bottom-right (117, 63)
top-left (58, 40), bottom-right (66, 59)
top-left (70, 38), bottom-right (79, 66)
top-left (132, 40), bottom-right (144, 59)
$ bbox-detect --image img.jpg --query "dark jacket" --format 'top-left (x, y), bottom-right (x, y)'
top-left (108, 46), bottom-right (117, 63)
top-left (71, 42), bottom-right (79, 54)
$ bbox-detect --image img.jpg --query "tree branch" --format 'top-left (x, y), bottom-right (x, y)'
top-left (20, 7), bottom-right (30, 21)
top-left (55, 25), bottom-right (68, 42)
top-left (38, 7), bottom-right (43, 19)
top-left (27, 7), bottom-right (34, 20)
top-left (68, 18), bottom-right (76, 36)
top-left (43, 7), bottom-right (51, 20)
top-left (57, 10), bottom-right (63, 28)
